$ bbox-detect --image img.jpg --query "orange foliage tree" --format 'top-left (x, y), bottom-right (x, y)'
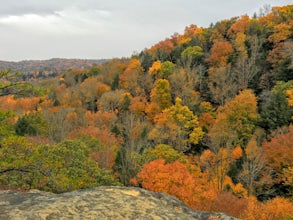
top-left (268, 23), bottom-right (292, 45)
top-left (206, 40), bottom-right (234, 67)
top-left (287, 88), bottom-right (293, 107)
top-left (227, 15), bottom-right (250, 38)
top-left (0, 95), bottom-right (41, 114)
top-left (119, 59), bottom-right (144, 96)
top-left (200, 147), bottom-right (244, 192)
top-left (129, 96), bottom-right (147, 116)
top-left (133, 159), bottom-right (196, 207)
top-left (241, 196), bottom-right (293, 220)
top-left (148, 60), bottom-right (162, 79)
top-left (149, 38), bottom-right (174, 60)
top-left (84, 110), bottom-right (117, 129)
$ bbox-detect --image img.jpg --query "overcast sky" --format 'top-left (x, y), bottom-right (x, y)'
top-left (0, 0), bottom-right (292, 61)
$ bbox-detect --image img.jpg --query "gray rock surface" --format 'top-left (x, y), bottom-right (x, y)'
top-left (0, 186), bottom-right (238, 220)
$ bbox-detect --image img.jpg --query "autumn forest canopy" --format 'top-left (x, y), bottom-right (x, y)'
top-left (1, 4), bottom-right (293, 219)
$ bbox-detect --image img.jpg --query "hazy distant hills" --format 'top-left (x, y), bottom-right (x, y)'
top-left (0, 58), bottom-right (108, 78)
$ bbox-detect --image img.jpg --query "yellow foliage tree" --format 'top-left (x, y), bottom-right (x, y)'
top-left (149, 97), bottom-right (204, 152)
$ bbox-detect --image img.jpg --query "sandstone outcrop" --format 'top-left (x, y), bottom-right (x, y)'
top-left (0, 186), bottom-right (238, 220)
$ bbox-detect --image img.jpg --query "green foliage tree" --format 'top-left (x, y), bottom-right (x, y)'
top-left (181, 46), bottom-right (204, 68)
top-left (259, 90), bottom-right (292, 133)
top-left (0, 110), bottom-right (16, 139)
top-left (114, 112), bottom-right (149, 185)
top-left (0, 70), bottom-right (43, 97)
top-left (209, 90), bottom-right (259, 150)
top-left (161, 61), bottom-right (176, 79)
top-left (87, 65), bottom-right (101, 77)
top-left (15, 112), bottom-right (47, 136)
top-left (142, 144), bottom-right (187, 164)
top-left (138, 50), bottom-right (153, 72)
top-left (0, 138), bottom-right (119, 192)
top-left (15, 117), bottom-right (37, 136)
top-left (40, 140), bottom-right (118, 192)
top-left (0, 136), bottom-right (37, 189)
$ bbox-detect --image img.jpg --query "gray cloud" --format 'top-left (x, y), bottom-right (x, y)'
top-left (0, 0), bottom-right (292, 61)
top-left (0, 1), bottom-right (67, 16)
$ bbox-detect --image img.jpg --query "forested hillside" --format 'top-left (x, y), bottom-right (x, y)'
top-left (0, 58), bottom-right (107, 79)
top-left (0, 5), bottom-right (293, 219)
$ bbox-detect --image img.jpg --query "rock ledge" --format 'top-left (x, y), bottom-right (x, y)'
top-left (0, 186), bottom-right (238, 220)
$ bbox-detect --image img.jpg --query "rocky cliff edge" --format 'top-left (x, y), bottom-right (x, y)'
top-left (0, 186), bottom-right (238, 220)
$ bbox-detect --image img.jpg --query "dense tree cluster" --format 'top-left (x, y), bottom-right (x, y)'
top-left (0, 5), bottom-right (293, 219)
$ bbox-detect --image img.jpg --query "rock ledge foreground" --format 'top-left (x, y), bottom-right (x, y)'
top-left (0, 186), bottom-right (238, 220)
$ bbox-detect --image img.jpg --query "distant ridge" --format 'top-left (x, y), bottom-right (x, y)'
top-left (0, 58), bottom-right (108, 78)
